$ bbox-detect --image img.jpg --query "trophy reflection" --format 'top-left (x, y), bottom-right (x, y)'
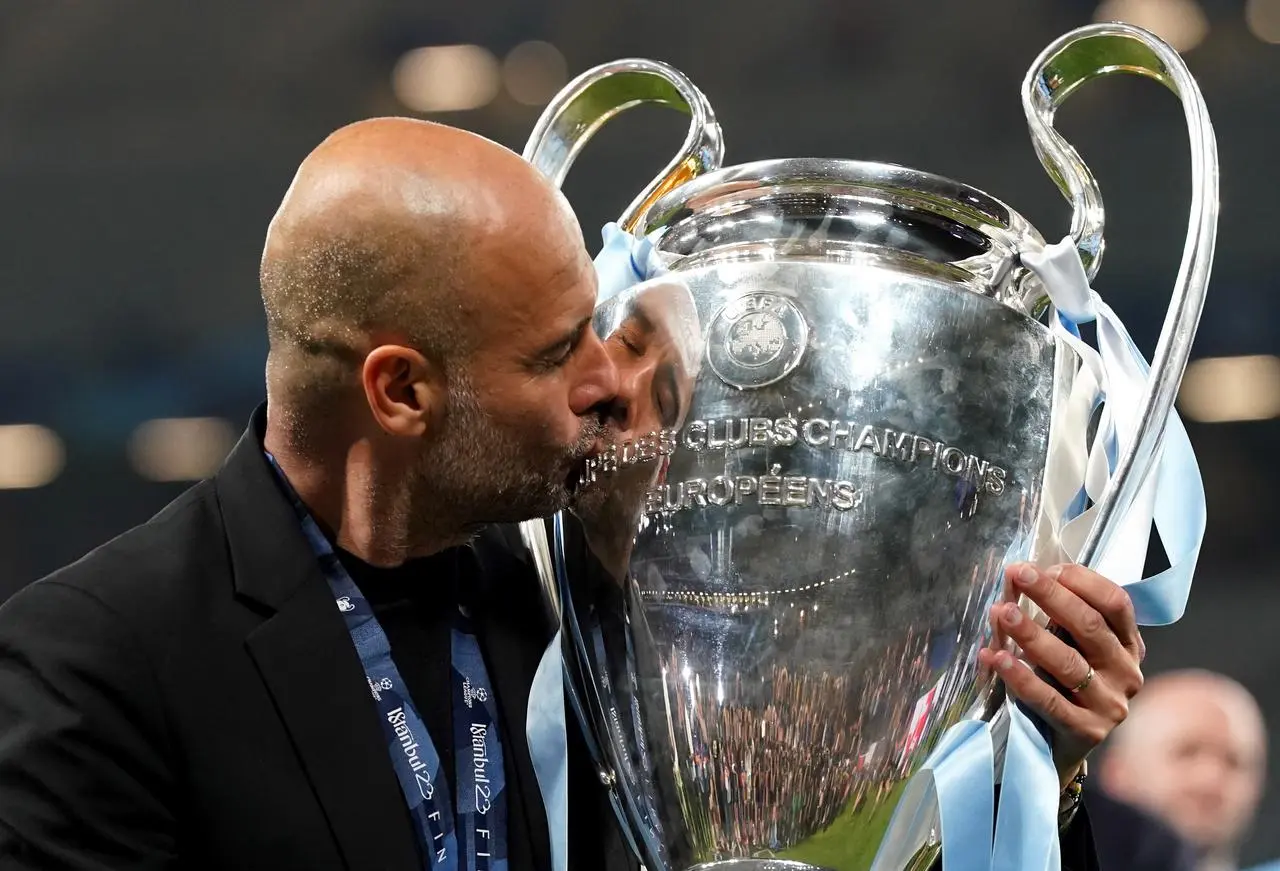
top-left (522, 20), bottom-right (1215, 871)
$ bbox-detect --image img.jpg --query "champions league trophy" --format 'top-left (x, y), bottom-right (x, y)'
top-left (519, 22), bottom-right (1215, 871)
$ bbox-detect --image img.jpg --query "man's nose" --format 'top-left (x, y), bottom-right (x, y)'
top-left (606, 355), bottom-right (658, 440)
top-left (567, 328), bottom-right (620, 417)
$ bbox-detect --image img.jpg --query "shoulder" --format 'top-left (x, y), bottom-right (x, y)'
top-left (0, 493), bottom-right (211, 868)
top-left (1, 480), bottom-right (226, 641)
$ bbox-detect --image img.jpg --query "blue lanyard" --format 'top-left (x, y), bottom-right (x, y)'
top-left (450, 608), bottom-right (508, 871)
top-left (266, 454), bottom-right (508, 871)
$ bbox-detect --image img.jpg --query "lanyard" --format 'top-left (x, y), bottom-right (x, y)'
top-left (266, 453), bottom-right (508, 871)
top-left (587, 607), bottom-right (666, 864)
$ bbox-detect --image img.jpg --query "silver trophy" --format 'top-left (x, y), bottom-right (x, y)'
top-left (519, 22), bottom-right (1216, 871)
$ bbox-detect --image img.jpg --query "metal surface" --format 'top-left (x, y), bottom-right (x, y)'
top-left (558, 259), bottom-right (1055, 871)
top-left (1021, 21), bottom-right (1218, 570)
top-left (522, 58), bottom-right (725, 232)
top-left (634, 156), bottom-right (1050, 316)
top-left (518, 21), bottom-right (1216, 871)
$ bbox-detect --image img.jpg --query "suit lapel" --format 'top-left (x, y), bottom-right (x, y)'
top-left (245, 585), bottom-right (423, 870)
top-left (217, 405), bottom-right (422, 870)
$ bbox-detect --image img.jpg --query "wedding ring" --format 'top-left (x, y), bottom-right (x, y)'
top-left (1070, 666), bottom-right (1094, 694)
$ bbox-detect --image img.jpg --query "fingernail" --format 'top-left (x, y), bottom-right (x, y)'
top-left (998, 652), bottom-right (1015, 672)
top-left (1003, 603), bottom-right (1023, 626)
top-left (1044, 565), bottom-right (1064, 581)
top-left (1014, 565), bottom-right (1038, 587)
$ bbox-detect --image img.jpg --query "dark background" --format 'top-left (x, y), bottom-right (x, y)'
top-left (0, 0), bottom-right (1275, 863)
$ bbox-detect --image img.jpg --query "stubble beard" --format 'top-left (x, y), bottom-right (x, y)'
top-left (408, 376), bottom-right (603, 538)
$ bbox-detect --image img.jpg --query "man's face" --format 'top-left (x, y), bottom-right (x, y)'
top-left (571, 281), bottom-right (702, 536)
top-left (415, 201), bottom-right (620, 525)
top-left (603, 282), bottom-right (701, 442)
top-left (1112, 691), bottom-right (1265, 853)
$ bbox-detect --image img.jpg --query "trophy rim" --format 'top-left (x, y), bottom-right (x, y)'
top-left (637, 157), bottom-right (1037, 238)
top-left (635, 156), bottom-right (1050, 317)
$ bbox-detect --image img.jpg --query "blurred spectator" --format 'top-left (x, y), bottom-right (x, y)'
top-left (1097, 669), bottom-right (1267, 871)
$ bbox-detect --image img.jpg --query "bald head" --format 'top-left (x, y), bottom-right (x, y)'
top-left (260, 117), bottom-right (585, 427)
top-left (256, 116), bottom-right (620, 558)
top-left (1101, 669), bottom-right (1266, 858)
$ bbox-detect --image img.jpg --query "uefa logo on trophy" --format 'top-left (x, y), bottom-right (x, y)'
top-left (706, 291), bottom-right (810, 390)
top-left (520, 21), bottom-right (1215, 871)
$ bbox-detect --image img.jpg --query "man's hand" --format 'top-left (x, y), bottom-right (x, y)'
top-left (976, 562), bottom-right (1146, 788)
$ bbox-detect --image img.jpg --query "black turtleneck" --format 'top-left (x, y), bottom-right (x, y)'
top-left (336, 548), bottom-right (463, 796)
top-left (329, 528), bottom-right (641, 871)
top-left (333, 545), bottom-right (543, 871)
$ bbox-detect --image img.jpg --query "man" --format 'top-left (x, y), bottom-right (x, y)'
top-left (0, 116), bottom-right (1141, 869)
top-left (0, 117), bottom-right (623, 871)
top-left (1098, 670), bottom-right (1267, 871)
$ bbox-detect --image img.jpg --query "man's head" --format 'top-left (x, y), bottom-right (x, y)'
top-left (571, 280), bottom-right (702, 575)
top-left (603, 280), bottom-right (702, 441)
top-left (260, 117), bottom-right (618, 549)
top-left (1099, 669), bottom-right (1267, 860)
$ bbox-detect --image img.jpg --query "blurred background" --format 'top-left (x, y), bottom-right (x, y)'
top-left (0, 0), bottom-right (1274, 865)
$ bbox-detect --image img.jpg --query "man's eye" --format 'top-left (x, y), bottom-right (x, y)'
top-left (547, 341), bottom-right (574, 366)
top-left (610, 330), bottom-right (643, 356)
top-left (655, 363), bottom-right (681, 428)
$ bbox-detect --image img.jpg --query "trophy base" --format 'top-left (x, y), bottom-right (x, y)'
top-left (681, 841), bottom-right (941, 871)
top-left (686, 862), bottom-right (832, 871)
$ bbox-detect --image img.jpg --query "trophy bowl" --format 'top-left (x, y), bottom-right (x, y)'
top-left (521, 22), bottom-right (1215, 871)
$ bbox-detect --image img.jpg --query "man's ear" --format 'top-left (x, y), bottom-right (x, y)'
top-left (361, 344), bottom-right (439, 437)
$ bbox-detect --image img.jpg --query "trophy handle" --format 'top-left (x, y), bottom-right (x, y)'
top-left (522, 59), bottom-right (725, 232)
top-left (1021, 22), bottom-right (1217, 568)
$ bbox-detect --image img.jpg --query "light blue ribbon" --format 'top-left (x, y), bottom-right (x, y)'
top-left (873, 720), bottom-right (994, 870)
top-left (1086, 310), bottom-right (1205, 627)
top-left (594, 222), bottom-right (668, 305)
top-left (527, 632), bottom-right (569, 871)
top-left (991, 706), bottom-right (1061, 871)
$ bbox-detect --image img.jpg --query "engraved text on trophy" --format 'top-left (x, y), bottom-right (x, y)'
top-left (578, 416), bottom-right (1011, 517)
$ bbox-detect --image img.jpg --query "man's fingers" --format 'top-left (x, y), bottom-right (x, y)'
top-left (1005, 563), bottom-right (1127, 664)
top-left (992, 601), bottom-right (1092, 693)
top-left (980, 649), bottom-right (1112, 748)
top-left (1050, 564), bottom-right (1143, 661)
top-left (986, 570), bottom-right (1021, 653)
top-left (987, 602), bottom-right (1008, 654)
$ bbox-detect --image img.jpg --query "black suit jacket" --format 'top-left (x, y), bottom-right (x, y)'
top-left (0, 405), bottom-right (1098, 870)
top-left (1083, 783), bottom-right (1197, 871)
top-left (0, 406), bottom-right (630, 870)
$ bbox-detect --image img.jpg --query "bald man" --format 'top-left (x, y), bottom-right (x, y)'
top-left (1098, 670), bottom-right (1267, 871)
top-left (0, 118), bottom-right (627, 871)
top-left (0, 115), bottom-right (1137, 871)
